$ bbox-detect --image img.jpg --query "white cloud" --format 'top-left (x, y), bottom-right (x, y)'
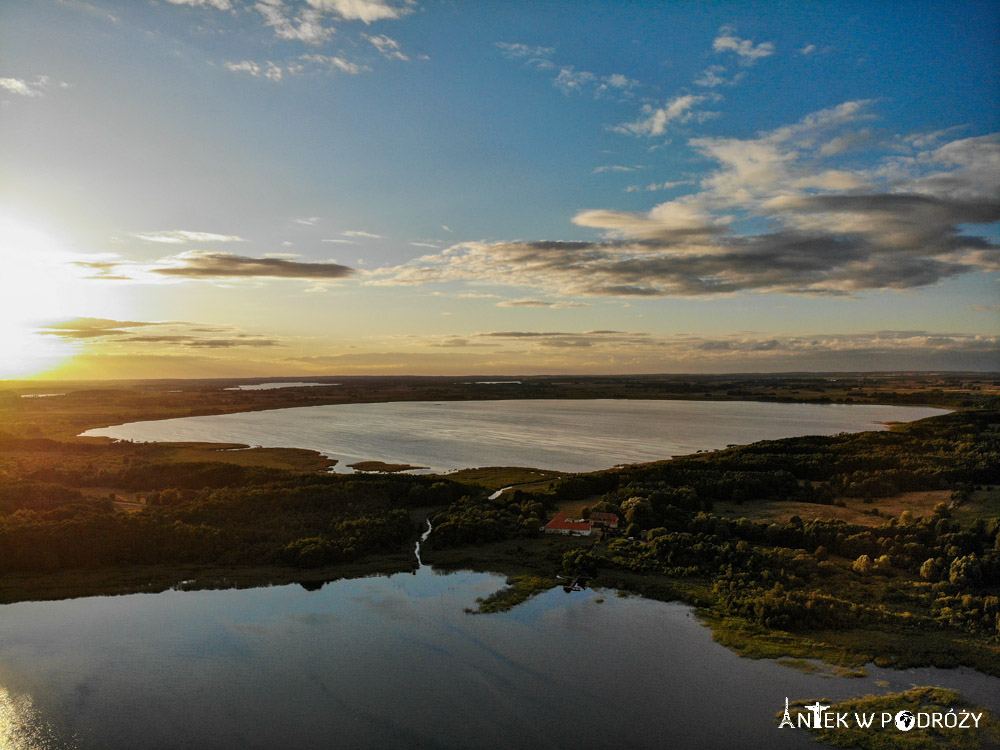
top-left (799, 44), bottom-right (817, 55)
top-left (133, 230), bottom-right (246, 244)
top-left (165, 0), bottom-right (233, 9)
top-left (496, 42), bottom-right (637, 100)
top-left (594, 165), bottom-right (641, 174)
top-left (712, 27), bottom-right (775, 63)
top-left (553, 67), bottom-right (596, 93)
top-left (255, 0), bottom-right (335, 45)
top-left (299, 54), bottom-right (365, 74)
top-left (693, 64), bottom-right (746, 88)
top-left (495, 42), bottom-right (556, 60)
top-left (364, 33), bottom-right (408, 60)
top-left (0, 75), bottom-right (63, 97)
top-left (624, 180), bottom-right (692, 193)
top-left (612, 94), bottom-right (709, 137)
top-left (305, 0), bottom-right (414, 23)
top-left (343, 230), bottom-right (383, 238)
top-left (224, 60), bottom-right (285, 81)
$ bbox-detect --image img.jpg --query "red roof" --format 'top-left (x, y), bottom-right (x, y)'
top-left (589, 512), bottom-right (619, 524)
top-left (544, 513), bottom-right (592, 532)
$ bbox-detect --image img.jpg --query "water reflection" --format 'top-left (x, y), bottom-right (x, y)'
top-left (0, 686), bottom-right (73, 750)
top-left (1, 569), bottom-right (996, 750)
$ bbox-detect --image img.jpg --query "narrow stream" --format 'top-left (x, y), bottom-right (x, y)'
top-left (414, 519), bottom-right (433, 568)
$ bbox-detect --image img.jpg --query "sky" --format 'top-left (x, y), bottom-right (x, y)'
top-left (1, 0), bottom-right (998, 379)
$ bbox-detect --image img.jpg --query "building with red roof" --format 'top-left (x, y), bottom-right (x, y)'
top-left (543, 512), bottom-right (592, 536)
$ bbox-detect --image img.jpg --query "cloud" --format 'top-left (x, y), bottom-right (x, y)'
top-left (445, 329), bottom-right (999, 370)
top-left (573, 198), bottom-right (729, 241)
top-left (41, 318), bottom-right (282, 352)
top-left (0, 75), bottom-right (64, 97)
top-left (712, 27), bottom-right (775, 64)
top-left (426, 337), bottom-right (495, 348)
top-left (224, 60), bottom-right (285, 81)
top-left (624, 180), bottom-right (692, 193)
top-left (121, 335), bottom-right (280, 348)
top-left (149, 251), bottom-right (356, 279)
top-left (133, 230), bottom-right (246, 244)
top-left (496, 42), bottom-right (637, 100)
top-left (299, 54), bottom-right (366, 74)
top-left (166, 0), bottom-right (233, 9)
top-left (693, 64), bottom-right (745, 88)
top-left (495, 299), bottom-right (590, 308)
top-left (254, 0), bottom-right (335, 45)
top-left (553, 67), bottom-right (596, 93)
top-left (799, 44), bottom-right (817, 55)
top-left (305, 0), bottom-right (414, 23)
top-left (969, 305), bottom-right (1000, 313)
top-left (495, 42), bottom-right (556, 60)
top-left (374, 104), bottom-right (999, 299)
top-left (594, 165), bottom-right (643, 174)
top-left (225, 54), bottom-right (365, 82)
top-left (364, 33), bottom-right (408, 60)
top-left (296, 217), bottom-right (321, 225)
top-left (612, 94), bottom-right (711, 137)
top-left (342, 230), bottom-right (383, 238)
top-left (42, 318), bottom-right (168, 339)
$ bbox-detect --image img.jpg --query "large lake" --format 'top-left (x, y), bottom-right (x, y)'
top-left (3, 565), bottom-right (998, 750)
top-left (81, 399), bottom-right (949, 473)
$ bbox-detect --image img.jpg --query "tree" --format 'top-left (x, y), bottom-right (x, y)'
top-left (853, 554), bottom-right (873, 576)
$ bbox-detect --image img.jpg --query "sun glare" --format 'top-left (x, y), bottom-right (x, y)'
top-left (0, 215), bottom-right (87, 378)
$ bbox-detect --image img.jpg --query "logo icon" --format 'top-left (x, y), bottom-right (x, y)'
top-left (895, 711), bottom-right (916, 731)
top-left (778, 698), bottom-right (794, 729)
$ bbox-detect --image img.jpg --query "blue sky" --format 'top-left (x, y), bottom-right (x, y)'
top-left (1, 0), bottom-right (998, 378)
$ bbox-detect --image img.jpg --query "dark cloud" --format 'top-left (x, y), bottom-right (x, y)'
top-left (43, 318), bottom-right (168, 338)
top-left (40, 318), bottom-right (283, 350)
top-left (122, 336), bottom-right (281, 348)
top-left (449, 329), bottom-right (1000, 370)
top-left (150, 251), bottom-right (356, 279)
top-left (496, 299), bottom-right (590, 308)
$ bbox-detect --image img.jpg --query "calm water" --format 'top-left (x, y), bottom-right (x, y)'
top-left (81, 399), bottom-right (948, 474)
top-left (3, 566), bottom-right (998, 750)
top-left (223, 382), bottom-right (338, 391)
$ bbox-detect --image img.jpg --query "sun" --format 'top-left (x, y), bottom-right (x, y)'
top-left (0, 215), bottom-right (85, 378)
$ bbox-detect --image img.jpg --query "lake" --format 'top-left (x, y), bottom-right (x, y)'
top-left (81, 399), bottom-right (949, 474)
top-left (3, 564), bottom-right (998, 750)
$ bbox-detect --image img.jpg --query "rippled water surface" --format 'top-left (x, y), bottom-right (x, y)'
top-left (83, 399), bottom-right (949, 473)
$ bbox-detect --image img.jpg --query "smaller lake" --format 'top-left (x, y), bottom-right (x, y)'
top-left (1, 568), bottom-right (997, 750)
top-left (82, 399), bottom-right (949, 474)
top-left (223, 382), bottom-right (338, 391)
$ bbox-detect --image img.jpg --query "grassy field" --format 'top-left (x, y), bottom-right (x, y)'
top-left (443, 466), bottom-right (566, 491)
top-left (716, 490), bottom-right (999, 528)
